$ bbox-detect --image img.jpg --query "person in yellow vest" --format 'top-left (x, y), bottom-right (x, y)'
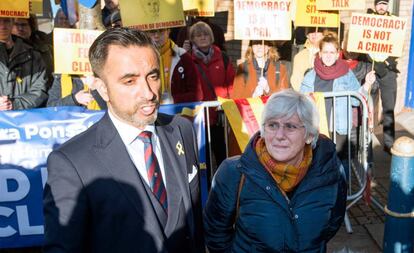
top-left (146, 28), bottom-right (202, 104)
top-left (290, 27), bottom-right (324, 91)
top-left (46, 74), bottom-right (106, 110)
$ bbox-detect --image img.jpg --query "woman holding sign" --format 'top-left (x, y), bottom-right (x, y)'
top-left (231, 40), bottom-right (290, 99)
top-left (300, 32), bottom-right (375, 171)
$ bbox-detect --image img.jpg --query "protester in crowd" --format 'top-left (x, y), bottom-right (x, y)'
top-left (188, 21), bottom-right (234, 167)
top-left (300, 32), bottom-right (375, 170)
top-left (13, 15), bottom-right (54, 87)
top-left (175, 17), bottom-right (226, 52)
top-left (146, 28), bottom-right (202, 104)
top-left (101, 0), bottom-right (119, 26)
top-left (204, 89), bottom-right (347, 252)
top-left (290, 27), bottom-right (324, 91)
top-left (231, 40), bottom-right (290, 99)
top-left (103, 10), bottom-right (122, 28)
top-left (363, 0), bottom-right (398, 155)
top-left (43, 28), bottom-right (204, 253)
top-left (0, 17), bottom-right (48, 110)
top-left (54, 8), bottom-right (75, 29)
top-left (47, 74), bottom-right (106, 110)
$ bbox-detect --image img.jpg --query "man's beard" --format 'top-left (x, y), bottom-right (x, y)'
top-left (110, 99), bottom-right (160, 129)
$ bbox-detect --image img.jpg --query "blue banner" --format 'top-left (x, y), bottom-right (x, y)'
top-left (0, 104), bottom-right (207, 248)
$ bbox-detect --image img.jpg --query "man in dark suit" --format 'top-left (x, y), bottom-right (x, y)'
top-left (43, 28), bottom-right (204, 253)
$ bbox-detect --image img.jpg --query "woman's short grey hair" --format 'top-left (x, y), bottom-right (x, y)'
top-left (189, 21), bottom-right (214, 44)
top-left (260, 89), bottom-right (320, 147)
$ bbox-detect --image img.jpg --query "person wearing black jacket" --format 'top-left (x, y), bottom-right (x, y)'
top-left (0, 17), bottom-right (48, 110)
top-left (363, 0), bottom-right (399, 155)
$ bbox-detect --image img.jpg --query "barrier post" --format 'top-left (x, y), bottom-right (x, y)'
top-left (383, 136), bottom-right (414, 253)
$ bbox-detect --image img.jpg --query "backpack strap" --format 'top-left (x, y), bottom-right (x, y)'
top-left (194, 63), bottom-right (217, 99)
top-left (235, 173), bottom-right (246, 222)
top-left (221, 51), bottom-right (229, 69)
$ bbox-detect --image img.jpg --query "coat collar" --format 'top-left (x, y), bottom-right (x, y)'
top-left (238, 134), bottom-right (340, 207)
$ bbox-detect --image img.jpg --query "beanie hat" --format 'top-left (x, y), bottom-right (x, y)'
top-left (375, 0), bottom-right (389, 5)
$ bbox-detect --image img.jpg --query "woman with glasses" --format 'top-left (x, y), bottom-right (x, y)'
top-left (204, 89), bottom-right (347, 252)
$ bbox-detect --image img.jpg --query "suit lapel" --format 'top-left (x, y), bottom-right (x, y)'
top-left (92, 114), bottom-right (166, 241)
top-left (156, 118), bottom-right (192, 232)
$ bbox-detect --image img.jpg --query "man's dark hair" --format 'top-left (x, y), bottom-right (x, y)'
top-left (89, 27), bottom-right (158, 77)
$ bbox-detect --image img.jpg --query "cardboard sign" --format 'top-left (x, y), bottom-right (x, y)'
top-left (347, 13), bottom-right (407, 58)
top-left (0, 0), bottom-right (29, 18)
top-left (29, 0), bottom-right (43, 15)
top-left (234, 0), bottom-right (292, 40)
top-left (316, 0), bottom-right (365, 11)
top-left (119, 0), bottom-right (186, 30)
top-left (295, 0), bottom-right (339, 27)
top-left (183, 0), bottom-right (215, 17)
top-left (53, 28), bottom-right (103, 75)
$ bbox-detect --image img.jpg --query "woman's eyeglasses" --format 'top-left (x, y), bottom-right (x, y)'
top-left (264, 122), bottom-right (305, 134)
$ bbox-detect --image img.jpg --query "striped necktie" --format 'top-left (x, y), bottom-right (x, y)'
top-left (137, 131), bottom-right (168, 213)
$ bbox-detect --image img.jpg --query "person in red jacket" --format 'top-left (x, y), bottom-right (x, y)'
top-left (189, 21), bottom-right (235, 168)
top-left (147, 28), bottom-right (202, 104)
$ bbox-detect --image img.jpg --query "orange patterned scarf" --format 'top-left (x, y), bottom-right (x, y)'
top-left (255, 137), bottom-right (312, 193)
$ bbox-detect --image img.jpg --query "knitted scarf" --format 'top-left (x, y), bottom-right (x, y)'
top-left (192, 45), bottom-right (214, 64)
top-left (255, 137), bottom-right (312, 193)
top-left (314, 56), bottom-right (349, 80)
top-left (159, 39), bottom-right (174, 94)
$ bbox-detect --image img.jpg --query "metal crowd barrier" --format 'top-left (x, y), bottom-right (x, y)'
top-left (199, 91), bottom-right (383, 234)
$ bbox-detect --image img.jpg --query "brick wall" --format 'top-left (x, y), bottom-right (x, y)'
top-left (209, 0), bottom-right (413, 112)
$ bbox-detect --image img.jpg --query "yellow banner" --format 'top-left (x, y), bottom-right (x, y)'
top-left (183, 0), bottom-right (215, 17)
top-left (53, 28), bottom-right (103, 75)
top-left (347, 13), bottom-right (407, 58)
top-left (29, 0), bottom-right (43, 14)
top-left (316, 0), bottom-right (365, 11)
top-left (119, 0), bottom-right (186, 30)
top-left (0, 0), bottom-right (29, 18)
top-left (294, 0), bottom-right (339, 27)
top-left (234, 0), bottom-right (292, 40)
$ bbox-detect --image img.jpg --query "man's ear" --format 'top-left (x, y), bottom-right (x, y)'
top-left (95, 78), bottom-right (109, 102)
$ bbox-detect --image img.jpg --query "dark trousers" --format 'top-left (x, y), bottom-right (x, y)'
top-left (374, 71), bottom-right (397, 149)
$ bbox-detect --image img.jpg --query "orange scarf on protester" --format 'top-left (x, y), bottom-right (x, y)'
top-left (255, 137), bottom-right (313, 193)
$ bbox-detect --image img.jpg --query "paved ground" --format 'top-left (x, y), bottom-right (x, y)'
top-left (327, 110), bottom-right (414, 252)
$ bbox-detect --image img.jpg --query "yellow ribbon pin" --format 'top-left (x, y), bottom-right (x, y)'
top-left (16, 76), bottom-right (23, 84)
top-left (176, 141), bottom-right (185, 155)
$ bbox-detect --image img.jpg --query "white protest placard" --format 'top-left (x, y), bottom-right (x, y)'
top-left (234, 0), bottom-right (292, 40)
top-left (347, 13), bottom-right (407, 58)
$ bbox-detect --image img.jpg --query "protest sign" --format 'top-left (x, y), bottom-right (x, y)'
top-left (53, 28), bottom-right (103, 75)
top-left (347, 13), bottom-right (407, 57)
top-left (0, 0), bottom-right (29, 18)
top-left (234, 0), bottom-right (292, 40)
top-left (295, 0), bottom-right (339, 27)
top-left (183, 0), bottom-right (215, 17)
top-left (316, 0), bottom-right (365, 11)
top-left (119, 0), bottom-right (186, 30)
top-left (29, 0), bottom-right (43, 15)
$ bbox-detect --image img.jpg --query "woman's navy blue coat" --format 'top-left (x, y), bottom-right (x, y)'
top-left (204, 135), bottom-right (347, 253)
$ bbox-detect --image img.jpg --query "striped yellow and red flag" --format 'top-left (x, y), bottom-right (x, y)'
top-left (219, 93), bottom-right (329, 152)
top-left (219, 96), bottom-right (269, 152)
